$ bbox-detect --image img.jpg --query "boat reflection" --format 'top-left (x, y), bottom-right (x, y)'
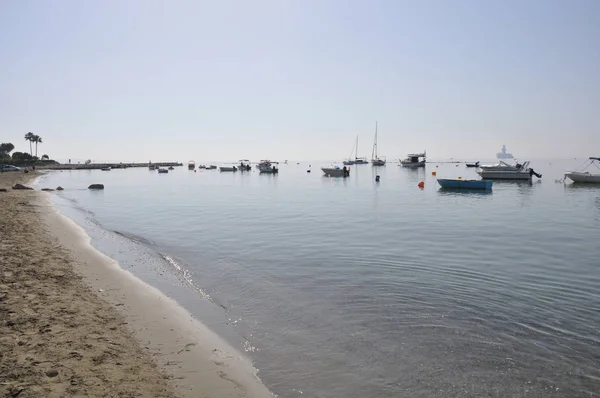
top-left (436, 187), bottom-right (493, 197)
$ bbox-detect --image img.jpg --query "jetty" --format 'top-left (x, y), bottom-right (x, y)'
top-left (36, 162), bottom-right (183, 170)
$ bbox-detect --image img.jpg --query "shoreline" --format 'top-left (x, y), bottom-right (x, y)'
top-left (1, 172), bottom-right (273, 398)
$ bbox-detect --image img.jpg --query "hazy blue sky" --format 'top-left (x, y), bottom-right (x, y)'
top-left (1, 0), bottom-right (599, 163)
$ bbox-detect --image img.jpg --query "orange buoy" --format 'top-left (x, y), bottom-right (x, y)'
top-left (418, 181), bottom-right (425, 188)
top-left (432, 171), bottom-right (437, 176)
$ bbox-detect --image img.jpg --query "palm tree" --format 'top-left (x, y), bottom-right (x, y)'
top-left (24, 132), bottom-right (35, 156)
top-left (33, 135), bottom-right (42, 158)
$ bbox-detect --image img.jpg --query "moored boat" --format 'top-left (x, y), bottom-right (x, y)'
top-left (371, 122), bottom-right (386, 166)
top-left (219, 166), bottom-right (238, 172)
top-left (258, 160), bottom-right (279, 174)
top-left (322, 166), bottom-right (350, 177)
top-left (478, 160), bottom-right (520, 171)
top-left (101, 167), bottom-right (111, 171)
top-left (437, 179), bottom-right (493, 190)
top-left (188, 160), bottom-right (196, 170)
top-left (565, 157), bottom-right (600, 183)
top-left (477, 160), bottom-right (541, 180)
top-left (466, 161), bottom-right (480, 168)
top-left (239, 160), bottom-right (252, 171)
top-left (344, 136), bottom-right (368, 165)
top-left (157, 168), bottom-right (169, 174)
top-left (400, 152), bottom-right (426, 168)
top-left (207, 165), bottom-right (217, 170)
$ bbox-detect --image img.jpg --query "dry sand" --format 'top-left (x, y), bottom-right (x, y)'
top-left (1, 172), bottom-right (176, 397)
top-left (1, 172), bottom-right (272, 398)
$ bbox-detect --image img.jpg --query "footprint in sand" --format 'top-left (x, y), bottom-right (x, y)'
top-left (177, 342), bottom-right (197, 354)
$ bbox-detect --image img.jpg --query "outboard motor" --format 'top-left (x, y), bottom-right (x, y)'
top-left (529, 168), bottom-right (542, 178)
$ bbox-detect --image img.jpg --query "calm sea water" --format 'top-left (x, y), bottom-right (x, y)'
top-left (38, 160), bottom-right (600, 398)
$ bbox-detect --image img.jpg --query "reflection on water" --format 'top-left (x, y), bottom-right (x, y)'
top-left (40, 160), bottom-right (600, 398)
top-left (436, 188), bottom-right (493, 196)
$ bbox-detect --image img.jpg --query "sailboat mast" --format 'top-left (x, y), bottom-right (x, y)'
top-left (355, 135), bottom-right (359, 160)
top-left (372, 121), bottom-right (378, 160)
top-left (375, 122), bottom-right (378, 158)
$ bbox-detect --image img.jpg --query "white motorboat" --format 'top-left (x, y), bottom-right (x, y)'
top-left (258, 160), bottom-right (279, 174)
top-left (343, 136), bottom-right (369, 165)
top-left (188, 160), bottom-right (196, 170)
top-left (565, 157), bottom-right (600, 183)
top-left (219, 166), bottom-right (238, 172)
top-left (371, 122), bottom-right (386, 166)
top-left (478, 160), bottom-right (522, 171)
top-left (477, 160), bottom-right (542, 180)
top-left (400, 152), bottom-right (426, 168)
top-left (322, 166), bottom-right (350, 177)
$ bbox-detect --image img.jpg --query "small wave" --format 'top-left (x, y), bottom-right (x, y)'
top-left (160, 253), bottom-right (212, 301)
top-left (113, 230), bottom-right (156, 246)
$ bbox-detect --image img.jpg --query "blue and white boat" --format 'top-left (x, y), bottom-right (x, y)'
top-left (437, 179), bottom-right (493, 190)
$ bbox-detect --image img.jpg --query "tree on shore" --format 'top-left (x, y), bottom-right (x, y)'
top-left (0, 142), bottom-right (15, 158)
top-left (12, 152), bottom-right (33, 161)
top-left (33, 135), bottom-right (43, 157)
top-left (24, 132), bottom-right (35, 156)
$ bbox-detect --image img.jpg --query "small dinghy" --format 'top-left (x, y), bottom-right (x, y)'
top-left (465, 161), bottom-right (480, 168)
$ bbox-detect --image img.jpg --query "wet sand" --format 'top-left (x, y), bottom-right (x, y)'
top-left (0, 172), bottom-right (272, 398)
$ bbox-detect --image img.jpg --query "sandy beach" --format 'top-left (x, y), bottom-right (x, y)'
top-left (0, 172), bottom-right (272, 398)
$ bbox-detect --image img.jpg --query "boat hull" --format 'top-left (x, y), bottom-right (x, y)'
top-left (477, 170), bottom-right (531, 180)
top-left (565, 172), bottom-right (600, 183)
top-left (322, 168), bottom-right (349, 177)
top-left (371, 159), bottom-right (386, 166)
top-left (401, 161), bottom-right (425, 168)
top-left (438, 179), bottom-right (493, 190)
top-left (219, 167), bottom-right (237, 172)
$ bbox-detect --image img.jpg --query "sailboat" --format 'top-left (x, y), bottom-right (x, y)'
top-left (343, 136), bottom-right (368, 165)
top-left (371, 122), bottom-right (386, 166)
